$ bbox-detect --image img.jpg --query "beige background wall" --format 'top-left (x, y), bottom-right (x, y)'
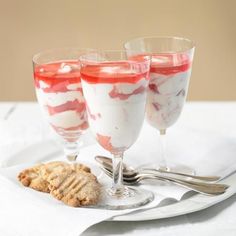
top-left (0, 0), bottom-right (235, 101)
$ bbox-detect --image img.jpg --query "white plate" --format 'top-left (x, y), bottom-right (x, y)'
top-left (2, 139), bottom-right (236, 222)
top-left (112, 172), bottom-right (236, 221)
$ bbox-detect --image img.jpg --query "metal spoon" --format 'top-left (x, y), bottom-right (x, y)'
top-left (99, 165), bottom-right (228, 195)
top-left (95, 155), bottom-right (220, 182)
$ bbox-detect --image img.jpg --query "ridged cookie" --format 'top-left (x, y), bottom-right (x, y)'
top-left (48, 168), bottom-right (101, 207)
top-left (18, 161), bottom-right (91, 193)
top-left (40, 161), bottom-right (90, 180)
top-left (18, 163), bottom-right (49, 192)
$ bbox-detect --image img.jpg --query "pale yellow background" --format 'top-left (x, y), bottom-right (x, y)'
top-left (0, 0), bottom-right (235, 101)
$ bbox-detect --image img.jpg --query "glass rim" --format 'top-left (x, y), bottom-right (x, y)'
top-left (124, 36), bottom-right (195, 54)
top-left (32, 47), bottom-right (95, 65)
top-left (79, 49), bottom-right (151, 65)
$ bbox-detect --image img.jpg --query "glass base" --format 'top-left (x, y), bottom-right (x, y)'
top-left (96, 186), bottom-right (154, 210)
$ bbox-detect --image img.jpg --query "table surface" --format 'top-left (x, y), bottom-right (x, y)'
top-left (1, 102), bottom-right (236, 236)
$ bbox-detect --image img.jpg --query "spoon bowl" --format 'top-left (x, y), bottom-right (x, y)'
top-left (95, 156), bottom-right (229, 195)
top-left (95, 155), bottom-right (221, 182)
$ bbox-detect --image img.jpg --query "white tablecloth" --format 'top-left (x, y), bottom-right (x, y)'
top-left (1, 102), bottom-right (236, 236)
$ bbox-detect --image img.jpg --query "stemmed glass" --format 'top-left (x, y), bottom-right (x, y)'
top-left (80, 50), bottom-right (154, 209)
top-left (33, 48), bottom-right (89, 161)
top-left (125, 37), bottom-right (195, 173)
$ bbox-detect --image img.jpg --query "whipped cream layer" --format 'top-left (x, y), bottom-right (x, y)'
top-left (146, 54), bottom-right (192, 130)
top-left (81, 60), bottom-right (149, 153)
top-left (34, 61), bottom-right (88, 140)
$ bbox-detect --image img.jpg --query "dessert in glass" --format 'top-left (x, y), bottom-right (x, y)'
top-left (125, 37), bottom-right (195, 173)
top-left (80, 50), bottom-right (154, 209)
top-left (33, 48), bottom-right (89, 161)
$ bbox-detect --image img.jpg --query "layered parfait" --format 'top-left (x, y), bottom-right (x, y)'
top-left (146, 53), bottom-right (192, 130)
top-left (80, 59), bottom-right (150, 153)
top-left (34, 61), bottom-right (88, 142)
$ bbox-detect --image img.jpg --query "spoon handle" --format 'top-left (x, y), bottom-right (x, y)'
top-left (138, 174), bottom-right (228, 195)
top-left (99, 165), bottom-right (228, 195)
top-left (140, 168), bottom-right (220, 182)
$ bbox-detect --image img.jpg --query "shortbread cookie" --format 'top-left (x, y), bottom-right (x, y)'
top-left (48, 168), bottom-right (101, 207)
top-left (18, 163), bottom-right (50, 192)
top-left (18, 161), bottom-right (91, 193)
top-left (40, 161), bottom-right (90, 181)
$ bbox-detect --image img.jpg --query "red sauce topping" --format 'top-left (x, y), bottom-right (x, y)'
top-left (46, 99), bottom-right (86, 115)
top-left (51, 122), bottom-right (88, 142)
top-left (52, 122), bottom-right (88, 132)
top-left (96, 133), bottom-right (114, 152)
top-left (80, 61), bottom-right (149, 84)
top-left (150, 53), bottom-right (191, 75)
top-left (34, 61), bottom-right (82, 93)
top-left (109, 85), bottom-right (146, 100)
top-left (148, 83), bottom-right (160, 94)
top-left (86, 105), bottom-right (101, 120)
top-left (152, 102), bottom-right (161, 111)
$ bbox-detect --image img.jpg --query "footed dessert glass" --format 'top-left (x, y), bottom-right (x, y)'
top-left (80, 50), bottom-right (154, 209)
top-left (125, 37), bottom-right (195, 173)
top-left (33, 48), bottom-right (90, 161)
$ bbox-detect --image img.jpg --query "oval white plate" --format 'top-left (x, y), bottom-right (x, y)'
top-left (112, 172), bottom-right (236, 221)
top-left (2, 139), bottom-right (236, 222)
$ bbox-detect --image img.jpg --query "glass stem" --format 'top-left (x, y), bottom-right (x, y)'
top-left (111, 152), bottom-right (124, 196)
top-left (63, 141), bottom-right (80, 162)
top-left (159, 129), bottom-right (167, 170)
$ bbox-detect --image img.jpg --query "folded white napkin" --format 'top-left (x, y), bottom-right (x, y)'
top-left (0, 143), bottom-right (189, 236)
top-left (0, 121), bottom-right (236, 236)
